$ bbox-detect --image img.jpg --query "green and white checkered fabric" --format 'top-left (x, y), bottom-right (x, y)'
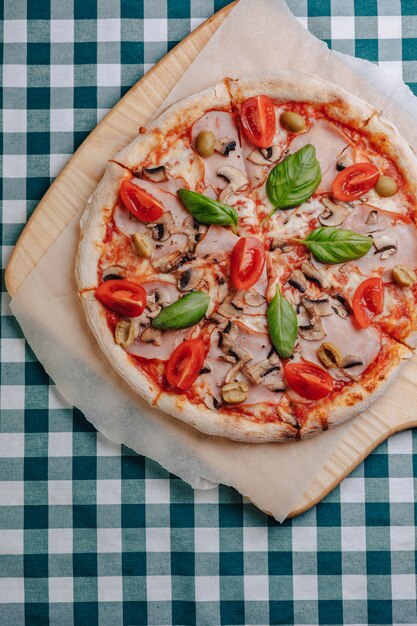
top-left (2, 1), bottom-right (417, 624)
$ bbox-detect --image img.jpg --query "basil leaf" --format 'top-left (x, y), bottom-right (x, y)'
top-left (264, 144), bottom-right (322, 222)
top-left (178, 189), bottom-right (238, 232)
top-left (267, 286), bottom-right (298, 359)
top-left (301, 227), bottom-right (373, 264)
top-left (152, 291), bottom-right (210, 330)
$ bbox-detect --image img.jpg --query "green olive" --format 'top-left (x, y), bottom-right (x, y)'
top-left (196, 130), bottom-right (216, 158)
top-left (280, 111), bottom-right (306, 133)
top-left (375, 175), bottom-right (397, 197)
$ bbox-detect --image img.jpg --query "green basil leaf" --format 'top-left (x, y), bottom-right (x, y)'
top-left (302, 227), bottom-right (373, 264)
top-left (178, 189), bottom-right (238, 232)
top-left (267, 286), bottom-right (298, 359)
top-left (264, 144), bottom-right (322, 222)
top-left (152, 291), bottom-right (210, 330)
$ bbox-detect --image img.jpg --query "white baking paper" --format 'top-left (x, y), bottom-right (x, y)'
top-left (10, 0), bottom-right (417, 521)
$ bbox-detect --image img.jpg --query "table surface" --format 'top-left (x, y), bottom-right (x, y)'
top-left (2, 1), bottom-right (417, 624)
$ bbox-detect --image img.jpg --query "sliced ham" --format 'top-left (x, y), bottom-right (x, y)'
top-left (195, 225), bottom-right (239, 259)
top-left (126, 328), bottom-right (190, 361)
top-left (289, 119), bottom-right (349, 182)
top-left (191, 111), bottom-right (246, 193)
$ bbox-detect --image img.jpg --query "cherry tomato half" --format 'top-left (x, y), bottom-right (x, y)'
top-left (166, 338), bottom-right (206, 390)
top-left (95, 279), bottom-right (146, 317)
top-left (332, 163), bottom-right (380, 202)
top-left (120, 179), bottom-right (164, 222)
top-left (352, 277), bottom-right (384, 328)
top-left (230, 236), bottom-right (266, 291)
top-left (240, 95), bottom-right (276, 148)
top-left (284, 361), bottom-right (334, 401)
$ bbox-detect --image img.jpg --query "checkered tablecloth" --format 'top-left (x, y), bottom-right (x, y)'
top-left (2, 1), bottom-right (417, 624)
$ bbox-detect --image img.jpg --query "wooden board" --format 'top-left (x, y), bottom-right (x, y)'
top-left (5, 0), bottom-right (417, 518)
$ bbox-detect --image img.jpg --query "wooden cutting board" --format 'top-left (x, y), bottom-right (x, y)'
top-left (5, 0), bottom-right (417, 518)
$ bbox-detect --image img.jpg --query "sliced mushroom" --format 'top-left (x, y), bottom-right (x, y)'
top-left (287, 270), bottom-right (307, 293)
top-left (299, 315), bottom-right (327, 341)
top-left (373, 235), bottom-right (398, 259)
top-left (218, 320), bottom-right (239, 351)
top-left (301, 261), bottom-right (327, 288)
top-left (247, 145), bottom-right (281, 165)
top-left (244, 289), bottom-right (266, 307)
top-left (142, 166), bottom-right (168, 183)
top-left (302, 296), bottom-right (333, 317)
top-left (262, 371), bottom-right (287, 392)
top-left (217, 301), bottom-right (244, 319)
top-left (152, 250), bottom-right (184, 273)
top-left (366, 210), bottom-right (378, 225)
top-left (103, 265), bottom-right (125, 281)
top-left (270, 237), bottom-right (293, 253)
top-left (140, 326), bottom-right (162, 346)
top-left (342, 354), bottom-right (364, 369)
top-left (177, 267), bottom-right (205, 291)
top-left (151, 286), bottom-right (171, 306)
top-left (221, 380), bottom-right (248, 404)
top-left (267, 348), bottom-right (280, 365)
top-left (217, 166), bottom-right (249, 202)
top-left (244, 359), bottom-right (274, 384)
top-left (147, 211), bottom-right (174, 242)
top-left (133, 233), bottom-right (153, 259)
top-left (331, 300), bottom-right (350, 319)
top-left (215, 137), bottom-right (237, 156)
top-left (115, 321), bottom-right (136, 348)
top-left (319, 197), bottom-right (350, 227)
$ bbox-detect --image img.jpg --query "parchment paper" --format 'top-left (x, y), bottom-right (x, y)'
top-left (10, 0), bottom-right (417, 521)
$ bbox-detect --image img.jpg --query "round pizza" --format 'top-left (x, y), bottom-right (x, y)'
top-left (76, 72), bottom-right (417, 442)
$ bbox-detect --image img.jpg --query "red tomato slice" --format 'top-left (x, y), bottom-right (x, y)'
top-left (230, 236), bottom-right (266, 290)
top-left (240, 95), bottom-right (276, 148)
top-left (120, 179), bottom-right (164, 222)
top-left (352, 277), bottom-right (384, 328)
top-left (284, 361), bottom-right (334, 401)
top-left (332, 163), bottom-right (379, 202)
top-left (166, 338), bottom-right (206, 390)
top-left (95, 279), bottom-right (146, 317)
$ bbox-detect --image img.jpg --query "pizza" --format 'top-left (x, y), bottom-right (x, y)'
top-left (76, 72), bottom-right (417, 442)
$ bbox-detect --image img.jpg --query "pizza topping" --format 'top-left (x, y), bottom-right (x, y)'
top-left (280, 111), bottom-right (306, 133)
top-left (263, 144), bottom-right (322, 222)
top-left (120, 179), bottom-right (164, 222)
top-left (341, 354), bottom-right (364, 369)
top-left (240, 95), bottom-right (276, 148)
top-left (352, 277), bottom-right (384, 328)
top-left (375, 175), bottom-right (397, 198)
top-left (300, 261), bottom-right (327, 288)
top-left (299, 315), bottom-right (326, 341)
top-left (302, 296), bottom-right (332, 317)
top-left (221, 380), bottom-right (249, 404)
top-left (318, 197), bottom-right (350, 227)
top-left (147, 211), bottom-right (174, 241)
top-left (133, 233), bottom-right (153, 259)
top-left (248, 145), bottom-right (282, 165)
top-left (217, 165), bottom-right (249, 202)
top-left (196, 130), bottom-right (216, 158)
top-left (372, 235), bottom-right (398, 259)
top-left (177, 267), bottom-right (205, 291)
top-left (95, 279), bottom-right (147, 317)
top-left (195, 225), bottom-right (239, 258)
top-left (153, 251), bottom-right (185, 273)
top-left (142, 166), bottom-right (168, 183)
top-left (290, 119), bottom-right (349, 177)
top-left (140, 326), bottom-right (162, 345)
top-left (296, 227), bottom-right (373, 264)
top-left (166, 337), bottom-right (206, 390)
top-left (331, 163), bottom-right (379, 202)
top-left (115, 321), bottom-right (136, 349)
top-left (152, 291), bottom-right (210, 330)
top-left (217, 300), bottom-right (244, 320)
top-left (331, 298), bottom-right (350, 319)
top-left (215, 137), bottom-right (237, 156)
top-left (284, 361), bottom-right (333, 401)
top-left (267, 286), bottom-right (298, 358)
top-left (244, 289), bottom-right (266, 307)
top-left (102, 265), bottom-right (125, 281)
top-left (178, 189), bottom-right (238, 232)
top-left (230, 237), bottom-right (266, 291)
top-left (287, 270), bottom-right (307, 293)
top-left (317, 342), bottom-right (342, 368)
top-left (366, 209), bottom-right (378, 225)
top-left (392, 265), bottom-right (417, 287)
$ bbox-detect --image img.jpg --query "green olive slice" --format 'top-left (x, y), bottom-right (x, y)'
top-left (317, 342), bottom-right (343, 369)
top-left (392, 264), bottom-right (416, 287)
top-left (196, 130), bottom-right (216, 158)
top-left (280, 111), bottom-right (306, 133)
top-left (375, 175), bottom-right (397, 197)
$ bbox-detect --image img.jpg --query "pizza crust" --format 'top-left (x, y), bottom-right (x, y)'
top-left (77, 73), bottom-right (417, 443)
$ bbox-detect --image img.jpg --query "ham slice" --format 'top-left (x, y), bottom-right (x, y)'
top-left (191, 111), bottom-right (246, 193)
top-left (126, 328), bottom-right (190, 361)
top-left (195, 225), bottom-right (239, 259)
